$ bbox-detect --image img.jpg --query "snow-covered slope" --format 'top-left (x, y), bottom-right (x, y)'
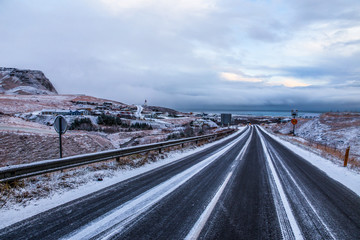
top-left (0, 67), bottom-right (57, 95)
top-left (268, 112), bottom-right (360, 163)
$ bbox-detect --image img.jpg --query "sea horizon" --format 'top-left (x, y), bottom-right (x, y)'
top-left (180, 109), bottom-right (323, 118)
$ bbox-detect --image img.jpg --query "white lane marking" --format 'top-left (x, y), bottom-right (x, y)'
top-left (256, 127), bottom-right (304, 240)
top-left (267, 143), bottom-right (336, 240)
top-left (234, 127), bottom-right (253, 163)
top-left (185, 128), bottom-right (253, 240)
top-left (185, 172), bottom-right (233, 240)
top-left (64, 129), bottom-right (251, 240)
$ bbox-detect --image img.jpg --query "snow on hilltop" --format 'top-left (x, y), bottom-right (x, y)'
top-left (0, 67), bottom-right (57, 95)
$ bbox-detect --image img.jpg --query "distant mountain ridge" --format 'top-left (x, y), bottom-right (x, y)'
top-left (0, 67), bottom-right (57, 95)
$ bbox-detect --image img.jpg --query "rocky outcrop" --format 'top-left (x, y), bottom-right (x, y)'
top-left (0, 67), bottom-right (58, 95)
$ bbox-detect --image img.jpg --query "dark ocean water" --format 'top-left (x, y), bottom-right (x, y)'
top-left (192, 110), bottom-right (322, 118)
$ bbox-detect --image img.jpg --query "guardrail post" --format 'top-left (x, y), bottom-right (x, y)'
top-left (344, 146), bottom-right (350, 167)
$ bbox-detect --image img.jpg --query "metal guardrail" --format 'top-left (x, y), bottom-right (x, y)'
top-left (0, 129), bottom-right (235, 183)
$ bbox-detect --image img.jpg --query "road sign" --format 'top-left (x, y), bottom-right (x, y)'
top-left (54, 115), bottom-right (67, 134)
top-left (54, 115), bottom-right (67, 158)
top-left (221, 113), bottom-right (232, 126)
top-left (291, 118), bottom-right (298, 125)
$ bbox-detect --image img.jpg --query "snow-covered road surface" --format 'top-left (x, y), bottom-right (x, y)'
top-left (135, 105), bottom-right (143, 119)
top-left (65, 131), bottom-right (249, 239)
top-left (0, 126), bottom-right (359, 239)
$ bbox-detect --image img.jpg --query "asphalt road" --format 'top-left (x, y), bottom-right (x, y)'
top-left (257, 126), bottom-right (360, 240)
top-left (0, 126), bottom-right (359, 240)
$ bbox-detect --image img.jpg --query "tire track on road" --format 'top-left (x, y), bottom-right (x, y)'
top-left (186, 129), bottom-right (253, 240)
top-left (258, 126), bottom-right (360, 239)
top-left (198, 126), bottom-right (283, 239)
top-left (65, 130), bottom-right (249, 239)
top-left (257, 126), bottom-right (303, 240)
top-left (100, 128), bottom-right (252, 239)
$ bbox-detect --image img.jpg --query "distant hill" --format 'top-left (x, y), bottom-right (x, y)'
top-left (145, 105), bottom-right (181, 115)
top-left (0, 67), bottom-right (57, 95)
top-left (0, 67), bottom-right (183, 116)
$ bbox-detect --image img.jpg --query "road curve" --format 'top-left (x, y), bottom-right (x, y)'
top-left (0, 125), bottom-right (359, 240)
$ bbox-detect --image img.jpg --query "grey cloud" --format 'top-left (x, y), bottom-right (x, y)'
top-left (289, 0), bottom-right (360, 28)
top-left (0, 0), bottom-right (359, 111)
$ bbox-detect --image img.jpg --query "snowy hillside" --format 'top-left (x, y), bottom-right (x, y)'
top-left (0, 67), bottom-right (57, 95)
top-left (267, 112), bottom-right (360, 169)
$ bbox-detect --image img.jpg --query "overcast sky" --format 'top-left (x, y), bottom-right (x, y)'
top-left (1, 0), bottom-right (359, 112)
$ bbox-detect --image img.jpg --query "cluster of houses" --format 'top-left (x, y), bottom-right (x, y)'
top-left (39, 101), bottom-right (170, 120)
top-left (39, 100), bottom-right (135, 118)
top-left (40, 109), bottom-right (90, 116)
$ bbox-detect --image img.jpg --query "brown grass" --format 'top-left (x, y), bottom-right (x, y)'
top-left (320, 112), bottom-right (360, 130)
top-left (291, 138), bottom-right (360, 170)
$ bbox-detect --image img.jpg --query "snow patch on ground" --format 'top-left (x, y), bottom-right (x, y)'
top-left (4, 86), bottom-right (55, 95)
